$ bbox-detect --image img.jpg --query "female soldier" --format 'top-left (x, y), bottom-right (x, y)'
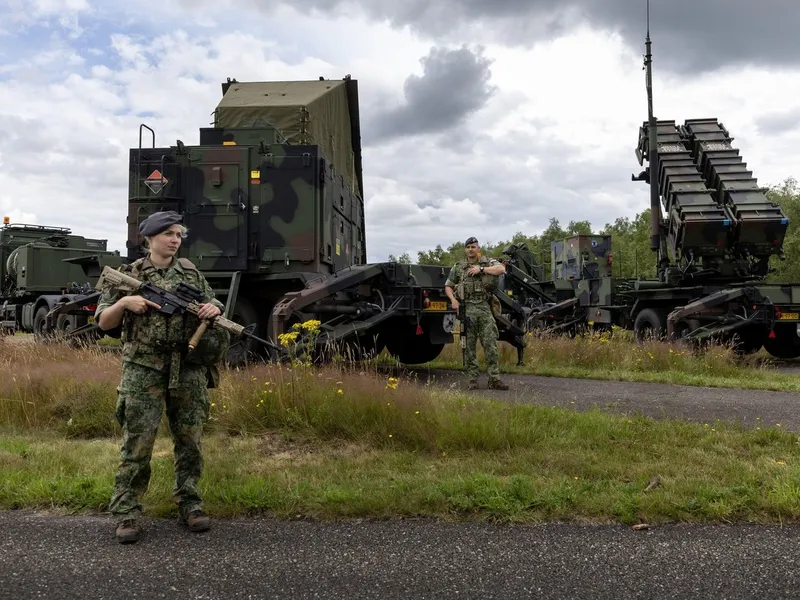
top-left (95, 210), bottom-right (225, 544)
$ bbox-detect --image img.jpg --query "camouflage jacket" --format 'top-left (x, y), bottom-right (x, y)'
top-left (95, 255), bottom-right (225, 372)
top-left (445, 256), bottom-right (501, 305)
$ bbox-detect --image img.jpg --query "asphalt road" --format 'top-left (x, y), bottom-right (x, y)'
top-left (3, 510), bottom-right (800, 599)
top-left (394, 367), bottom-right (800, 432)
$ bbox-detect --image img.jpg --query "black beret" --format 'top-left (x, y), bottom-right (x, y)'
top-left (139, 211), bottom-right (183, 236)
top-left (465, 236), bottom-right (478, 246)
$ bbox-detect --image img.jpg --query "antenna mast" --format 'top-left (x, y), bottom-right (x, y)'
top-left (644, 0), bottom-right (661, 256)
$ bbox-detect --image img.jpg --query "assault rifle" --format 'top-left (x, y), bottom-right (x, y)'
top-left (458, 302), bottom-right (469, 367)
top-left (95, 265), bottom-right (282, 359)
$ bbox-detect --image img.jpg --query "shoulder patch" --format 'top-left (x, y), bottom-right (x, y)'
top-left (178, 257), bottom-right (198, 271)
top-left (127, 257), bottom-right (147, 278)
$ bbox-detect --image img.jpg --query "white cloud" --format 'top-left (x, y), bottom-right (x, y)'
top-left (0, 0), bottom-right (798, 267)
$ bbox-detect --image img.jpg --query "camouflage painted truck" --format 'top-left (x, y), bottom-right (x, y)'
top-left (488, 24), bottom-right (800, 359)
top-left (107, 76), bottom-right (456, 365)
top-left (0, 218), bottom-right (124, 338)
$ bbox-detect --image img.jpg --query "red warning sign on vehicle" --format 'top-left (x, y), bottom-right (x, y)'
top-left (144, 169), bottom-right (168, 194)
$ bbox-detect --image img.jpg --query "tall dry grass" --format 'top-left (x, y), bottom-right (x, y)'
top-left (0, 326), bottom-right (791, 449)
top-left (0, 337), bottom-right (513, 451)
top-left (0, 338), bottom-right (121, 436)
top-left (435, 326), bottom-right (777, 381)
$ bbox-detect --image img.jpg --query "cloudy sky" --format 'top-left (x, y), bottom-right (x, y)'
top-left (1, 0), bottom-right (799, 262)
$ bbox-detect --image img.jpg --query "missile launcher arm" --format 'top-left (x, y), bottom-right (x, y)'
top-left (635, 119), bottom-right (734, 268)
top-left (680, 118), bottom-right (789, 263)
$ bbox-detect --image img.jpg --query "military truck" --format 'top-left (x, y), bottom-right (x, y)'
top-left (92, 76), bottom-right (457, 365)
top-left (487, 21), bottom-right (800, 360)
top-left (0, 218), bottom-right (124, 338)
top-left (493, 235), bottom-right (616, 340)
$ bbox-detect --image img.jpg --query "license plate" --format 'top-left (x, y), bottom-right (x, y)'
top-left (780, 312), bottom-right (799, 320)
top-left (425, 301), bottom-right (448, 311)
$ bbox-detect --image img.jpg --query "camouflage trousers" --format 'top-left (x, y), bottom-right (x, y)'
top-left (110, 360), bottom-right (210, 523)
top-left (463, 303), bottom-right (500, 382)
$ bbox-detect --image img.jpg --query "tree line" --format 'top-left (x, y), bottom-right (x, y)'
top-left (387, 177), bottom-right (800, 283)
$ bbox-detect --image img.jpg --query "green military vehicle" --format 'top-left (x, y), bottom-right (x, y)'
top-left (488, 22), bottom-right (800, 360)
top-left (63, 75), bottom-right (457, 365)
top-left (0, 218), bottom-right (124, 337)
top-left (47, 14), bottom-right (800, 364)
top-left (493, 234), bottom-right (616, 340)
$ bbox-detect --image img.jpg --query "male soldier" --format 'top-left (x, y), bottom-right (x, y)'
top-left (444, 236), bottom-right (509, 390)
top-left (95, 210), bottom-right (227, 544)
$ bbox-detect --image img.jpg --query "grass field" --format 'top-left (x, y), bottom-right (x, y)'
top-left (22, 323), bottom-right (800, 392)
top-left (2, 335), bottom-right (800, 524)
top-left (426, 327), bottom-right (800, 392)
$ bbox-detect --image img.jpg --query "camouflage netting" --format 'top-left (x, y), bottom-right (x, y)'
top-left (215, 80), bottom-right (360, 198)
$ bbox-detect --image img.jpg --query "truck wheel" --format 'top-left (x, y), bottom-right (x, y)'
top-left (730, 327), bottom-right (766, 355)
top-left (634, 308), bottom-right (666, 342)
top-left (339, 331), bottom-right (386, 362)
top-left (225, 296), bottom-right (262, 367)
top-left (385, 330), bottom-right (445, 364)
top-left (764, 340), bottom-right (800, 359)
top-left (56, 314), bottom-right (76, 334)
top-left (33, 306), bottom-right (54, 342)
top-left (763, 324), bottom-right (800, 359)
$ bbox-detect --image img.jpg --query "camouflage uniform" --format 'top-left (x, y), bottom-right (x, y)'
top-left (95, 254), bottom-right (225, 527)
top-left (446, 255), bottom-right (506, 388)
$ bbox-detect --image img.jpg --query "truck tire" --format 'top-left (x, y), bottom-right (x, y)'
top-left (343, 331), bottom-right (386, 361)
top-left (634, 308), bottom-right (666, 342)
top-left (730, 326), bottom-right (766, 355)
top-left (385, 329), bottom-right (445, 364)
top-left (763, 324), bottom-right (800, 359)
top-left (225, 296), bottom-right (262, 366)
top-left (673, 318), bottom-right (700, 340)
top-left (56, 314), bottom-right (76, 334)
top-left (33, 306), bottom-right (53, 342)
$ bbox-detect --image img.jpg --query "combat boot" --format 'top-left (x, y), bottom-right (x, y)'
top-left (115, 519), bottom-right (139, 544)
top-left (184, 510), bottom-right (211, 532)
top-left (467, 379), bottom-right (479, 390)
top-left (488, 378), bottom-right (509, 390)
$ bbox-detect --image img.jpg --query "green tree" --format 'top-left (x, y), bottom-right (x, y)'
top-left (417, 244), bottom-right (449, 266)
top-left (600, 209), bottom-right (657, 279)
top-left (387, 252), bottom-right (412, 264)
top-left (767, 177), bottom-right (800, 282)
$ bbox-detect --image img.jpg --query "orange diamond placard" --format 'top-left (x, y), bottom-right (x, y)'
top-left (144, 169), bottom-right (168, 194)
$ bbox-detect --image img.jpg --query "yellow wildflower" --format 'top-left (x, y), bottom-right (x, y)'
top-left (278, 331), bottom-right (300, 346)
